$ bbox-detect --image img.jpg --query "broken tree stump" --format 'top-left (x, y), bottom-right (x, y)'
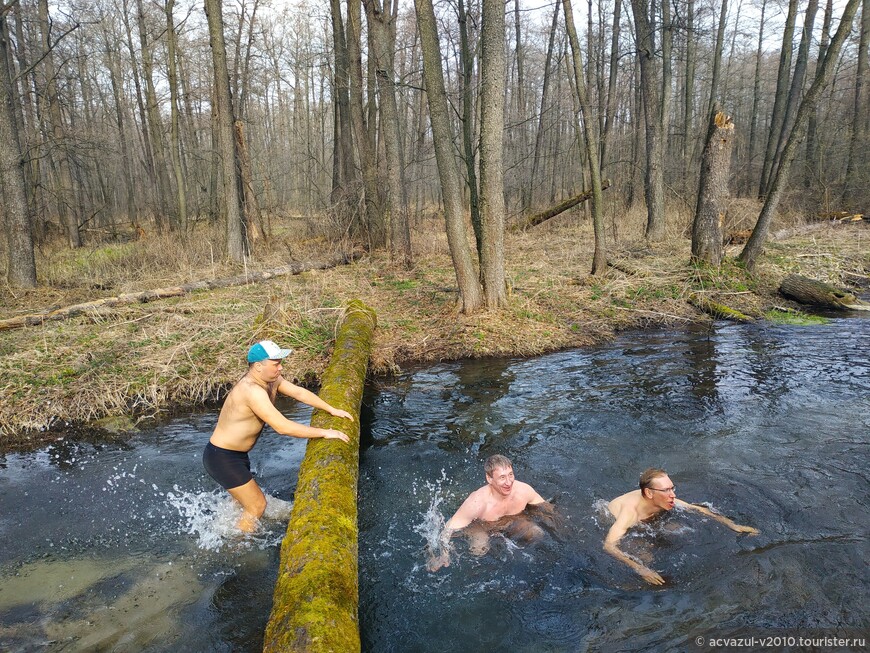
top-left (779, 274), bottom-right (870, 311)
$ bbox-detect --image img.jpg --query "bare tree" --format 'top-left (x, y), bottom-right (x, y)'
top-left (479, 0), bottom-right (506, 307)
top-left (563, 0), bottom-right (606, 274)
top-left (741, 0), bottom-right (862, 269)
top-left (204, 0), bottom-right (248, 261)
top-left (414, 0), bottom-right (483, 313)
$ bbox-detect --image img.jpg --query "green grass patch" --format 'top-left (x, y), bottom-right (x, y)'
top-left (765, 309), bottom-right (830, 325)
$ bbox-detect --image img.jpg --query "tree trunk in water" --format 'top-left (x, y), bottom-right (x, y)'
top-left (563, 0), bottom-right (607, 274)
top-left (479, 0), bottom-right (507, 307)
top-left (365, 0), bottom-right (412, 267)
top-left (740, 0), bottom-right (862, 270)
top-left (692, 109), bottom-right (734, 267)
top-left (0, 13), bottom-right (36, 287)
top-left (204, 0), bottom-right (248, 262)
top-left (414, 0), bottom-right (483, 313)
top-left (263, 300), bottom-right (376, 653)
top-left (630, 0), bottom-right (666, 241)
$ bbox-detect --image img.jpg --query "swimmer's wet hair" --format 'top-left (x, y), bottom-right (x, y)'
top-left (484, 454), bottom-right (513, 475)
top-left (639, 468), bottom-right (668, 492)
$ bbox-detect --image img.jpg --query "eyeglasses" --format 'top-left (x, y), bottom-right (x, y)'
top-left (648, 485), bottom-right (676, 494)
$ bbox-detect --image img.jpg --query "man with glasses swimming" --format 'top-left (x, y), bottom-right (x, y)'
top-left (604, 467), bottom-right (759, 585)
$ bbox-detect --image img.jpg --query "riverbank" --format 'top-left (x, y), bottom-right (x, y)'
top-left (1, 208), bottom-right (867, 450)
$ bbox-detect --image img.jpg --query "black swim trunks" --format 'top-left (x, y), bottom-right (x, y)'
top-left (203, 442), bottom-right (253, 490)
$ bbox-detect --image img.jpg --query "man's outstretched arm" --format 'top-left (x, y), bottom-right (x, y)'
top-left (603, 514), bottom-right (666, 586)
top-left (676, 499), bottom-right (759, 534)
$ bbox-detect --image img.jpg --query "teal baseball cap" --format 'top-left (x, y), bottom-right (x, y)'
top-left (247, 340), bottom-right (293, 363)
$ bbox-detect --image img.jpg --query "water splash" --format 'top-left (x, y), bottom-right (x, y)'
top-left (411, 469), bottom-right (450, 551)
top-left (166, 487), bottom-right (292, 551)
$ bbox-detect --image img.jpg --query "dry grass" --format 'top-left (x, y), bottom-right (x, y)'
top-left (1, 207), bottom-right (867, 449)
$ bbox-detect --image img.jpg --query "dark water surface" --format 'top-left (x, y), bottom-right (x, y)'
top-left (358, 318), bottom-right (870, 652)
top-left (1, 317), bottom-right (868, 652)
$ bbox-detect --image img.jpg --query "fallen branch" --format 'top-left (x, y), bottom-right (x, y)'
top-left (509, 180), bottom-right (611, 233)
top-left (688, 293), bottom-right (755, 322)
top-left (0, 254), bottom-right (357, 331)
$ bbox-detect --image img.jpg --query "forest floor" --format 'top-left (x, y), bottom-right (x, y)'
top-left (1, 203), bottom-right (868, 451)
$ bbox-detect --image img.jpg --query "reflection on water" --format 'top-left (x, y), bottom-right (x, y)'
top-left (359, 318), bottom-right (870, 652)
top-left (1, 316), bottom-right (869, 651)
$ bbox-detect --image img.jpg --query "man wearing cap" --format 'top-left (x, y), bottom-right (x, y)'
top-left (203, 340), bottom-right (353, 532)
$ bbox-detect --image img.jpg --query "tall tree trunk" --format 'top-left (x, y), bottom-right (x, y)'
top-left (364, 0), bottom-right (412, 267)
top-left (458, 0), bottom-right (482, 261)
top-left (479, 0), bottom-right (507, 307)
top-left (0, 11), bottom-right (36, 287)
top-left (563, 0), bottom-right (607, 274)
top-left (601, 0), bottom-right (620, 172)
top-left (165, 0), bottom-right (187, 232)
top-left (681, 0), bottom-right (696, 186)
top-left (204, 0), bottom-right (248, 262)
top-left (37, 0), bottom-right (80, 248)
top-left (706, 0), bottom-right (729, 124)
top-left (746, 0), bottom-right (767, 195)
top-left (414, 0), bottom-right (483, 313)
top-left (529, 1), bottom-right (560, 210)
top-left (630, 0), bottom-right (666, 241)
top-left (692, 109), bottom-right (734, 267)
top-left (740, 0), bottom-right (861, 270)
top-left (136, 0), bottom-right (173, 230)
top-left (843, 0), bottom-right (869, 197)
top-left (771, 0), bottom-right (820, 178)
top-left (346, 0), bottom-right (382, 246)
top-left (330, 0), bottom-right (354, 206)
top-left (759, 0), bottom-right (798, 198)
top-left (805, 0), bottom-right (833, 187)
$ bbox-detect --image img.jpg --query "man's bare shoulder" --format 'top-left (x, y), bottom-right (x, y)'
top-left (608, 489), bottom-right (641, 515)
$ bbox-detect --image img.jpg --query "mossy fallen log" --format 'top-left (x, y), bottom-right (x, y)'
top-left (688, 293), bottom-right (755, 322)
top-left (779, 274), bottom-right (870, 311)
top-left (0, 255), bottom-right (357, 331)
top-left (263, 300), bottom-right (376, 653)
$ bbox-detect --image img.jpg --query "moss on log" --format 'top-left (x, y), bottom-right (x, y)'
top-left (779, 274), bottom-right (870, 311)
top-left (262, 300), bottom-right (376, 653)
top-left (688, 293), bottom-right (755, 322)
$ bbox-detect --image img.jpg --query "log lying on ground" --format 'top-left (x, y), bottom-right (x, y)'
top-left (263, 300), bottom-right (376, 653)
top-left (0, 254), bottom-right (356, 331)
top-left (688, 293), bottom-right (755, 322)
top-left (779, 274), bottom-right (870, 311)
top-left (508, 180), bottom-right (611, 233)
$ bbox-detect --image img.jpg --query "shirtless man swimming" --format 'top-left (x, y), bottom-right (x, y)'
top-left (427, 455), bottom-right (553, 571)
top-left (604, 468), bottom-right (759, 585)
top-left (203, 340), bottom-right (353, 532)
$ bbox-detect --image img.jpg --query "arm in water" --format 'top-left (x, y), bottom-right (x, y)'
top-left (676, 499), bottom-right (760, 534)
top-left (426, 491), bottom-right (484, 572)
top-left (603, 506), bottom-right (666, 586)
